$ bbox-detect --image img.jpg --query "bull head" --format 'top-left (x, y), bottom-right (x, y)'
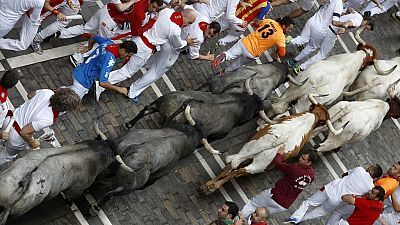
top-left (308, 94), bottom-right (348, 135)
top-left (355, 27), bottom-right (397, 75)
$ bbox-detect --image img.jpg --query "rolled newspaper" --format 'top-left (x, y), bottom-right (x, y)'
top-left (65, 15), bottom-right (83, 20)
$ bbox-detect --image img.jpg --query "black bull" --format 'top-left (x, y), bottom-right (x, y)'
top-left (125, 91), bottom-right (263, 140)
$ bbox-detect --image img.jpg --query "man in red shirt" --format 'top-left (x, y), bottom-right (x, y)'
top-left (339, 186), bottom-right (385, 225)
top-left (240, 145), bottom-right (317, 221)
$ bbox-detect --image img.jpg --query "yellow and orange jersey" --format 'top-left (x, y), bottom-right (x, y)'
top-left (375, 176), bottom-right (399, 199)
top-left (242, 18), bottom-right (285, 58)
top-left (235, 0), bottom-right (270, 24)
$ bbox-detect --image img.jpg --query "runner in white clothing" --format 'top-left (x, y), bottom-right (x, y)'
top-left (287, 0), bottom-right (347, 74)
top-left (0, 0), bottom-right (45, 50)
top-left (107, 7), bottom-right (197, 103)
top-left (361, 0), bottom-right (399, 17)
top-left (0, 70), bottom-right (20, 140)
top-left (292, 11), bottom-right (374, 71)
top-left (376, 187), bottom-right (400, 225)
top-left (193, 0), bottom-right (246, 38)
top-left (30, 0), bottom-right (83, 54)
top-left (0, 88), bottom-right (80, 165)
top-left (284, 165), bottom-right (383, 224)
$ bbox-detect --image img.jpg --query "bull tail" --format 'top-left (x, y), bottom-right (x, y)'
top-left (0, 206), bottom-right (10, 225)
top-left (125, 103), bottom-right (158, 129)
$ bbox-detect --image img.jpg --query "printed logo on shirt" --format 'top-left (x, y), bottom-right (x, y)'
top-left (107, 58), bottom-right (115, 68)
top-left (85, 49), bottom-right (100, 64)
top-left (104, 71), bottom-right (109, 79)
top-left (294, 175), bottom-right (313, 190)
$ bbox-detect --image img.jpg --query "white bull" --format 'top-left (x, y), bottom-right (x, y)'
top-left (200, 94), bottom-right (347, 195)
top-left (312, 98), bottom-right (400, 152)
top-left (345, 57), bottom-right (400, 101)
top-left (270, 30), bottom-right (396, 116)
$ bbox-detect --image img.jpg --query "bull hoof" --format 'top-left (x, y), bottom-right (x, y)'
top-left (125, 122), bottom-right (133, 129)
top-left (200, 183), bottom-right (217, 195)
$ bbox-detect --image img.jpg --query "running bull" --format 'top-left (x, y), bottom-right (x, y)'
top-left (197, 62), bottom-right (305, 100)
top-left (125, 90), bottom-right (269, 154)
top-left (0, 140), bottom-right (115, 225)
top-left (94, 123), bottom-right (201, 198)
top-left (201, 94), bottom-right (347, 195)
top-left (311, 97), bottom-right (400, 152)
top-left (270, 29), bottom-right (396, 116)
top-left (344, 57), bottom-right (400, 101)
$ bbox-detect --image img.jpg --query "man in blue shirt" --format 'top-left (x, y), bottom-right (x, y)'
top-left (69, 35), bottom-right (137, 99)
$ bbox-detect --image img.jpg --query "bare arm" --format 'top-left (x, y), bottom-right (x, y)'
top-left (20, 123), bottom-right (40, 149)
top-left (341, 194), bottom-right (356, 205)
top-left (114, 0), bottom-right (140, 12)
top-left (44, 0), bottom-right (67, 21)
top-left (99, 82), bottom-right (128, 95)
top-left (391, 192), bottom-right (400, 212)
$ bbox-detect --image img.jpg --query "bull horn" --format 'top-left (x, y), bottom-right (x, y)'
top-left (373, 59), bottom-right (397, 75)
top-left (94, 121), bottom-right (107, 141)
top-left (259, 110), bottom-right (276, 124)
top-left (202, 138), bottom-right (220, 155)
top-left (388, 78), bottom-right (400, 98)
top-left (288, 75), bottom-right (308, 86)
top-left (184, 105), bottom-right (196, 126)
top-left (115, 155), bottom-right (134, 172)
top-left (354, 27), bottom-right (366, 46)
top-left (308, 93), bottom-right (329, 105)
top-left (342, 82), bottom-right (382, 97)
top-left (245, 77), bottom-right (253, 95)
top-left (326, 120), bottom-right (349, 135)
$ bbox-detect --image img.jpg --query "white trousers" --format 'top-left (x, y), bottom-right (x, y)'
top-left (327, 202), bottom-right (354, 225)
top-left (37, 6), bottom-right (79, 40)
top-left (290, 190), bottom-right (340, 223)
top-left (60, 6), bottom-right (117, 39)
top-left (0, 14), bottom-right (39, 50)
top-left (299, 29), bottom-right (337, 70)
top-left (108, 36), bottom-right (153, 98)
top-left (68, 77), bottom-right (89, 99)
top-left (0, 126), bottom-right (27, 166)
top-left (337, 219), bottom-right (350, 225)
top-left (0, 5), bottom-right (25, 39)
top-left (224, 40), bottom-right (256, 72)
top-left (127, 42), bottom-right (179, 98)
top-left (361, 0), bottom-right (399, 16)
top-left (241, 189), bottom-right (287, 221)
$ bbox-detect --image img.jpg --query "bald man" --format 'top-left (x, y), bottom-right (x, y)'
top-left (107, 7), bottom-right (197, 104)
top-left (234, 207), bottom-right (270, 225)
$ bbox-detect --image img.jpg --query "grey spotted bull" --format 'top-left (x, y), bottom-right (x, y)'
top-left (125, 90), bottom-right (267, 154)
top-left (0, 140), bottom-right (115, 225)
top-left (197, 62), bottom-right (305, 100)
top-left (94, 123), bottom-right (201, 198)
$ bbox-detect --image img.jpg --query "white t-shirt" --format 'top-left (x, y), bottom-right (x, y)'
top-left (0, 0), bottom-right (45, 24)
top-left (332, 11), bottom-right (363, 33)
top-left (309, 0), bottom-right (343, 29)
top-left (324, 167), bottom-right (374, 203)
top-left (193, 0), bottom-right (242, 25)
top-left (144, 8), bottom-right (187, 50)
top-left (181, 7), bottom-right (210, 59)
top-left (14, 89), bottom-right (56, 132)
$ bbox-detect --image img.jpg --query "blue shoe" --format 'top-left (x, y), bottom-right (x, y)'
top-left (130, 96), bottom-right (141, 104)
top-left (283, 217), bottom-right (298, 224)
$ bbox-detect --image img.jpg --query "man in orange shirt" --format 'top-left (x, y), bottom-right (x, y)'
top-left (211, 16), bottom-right (294, 72)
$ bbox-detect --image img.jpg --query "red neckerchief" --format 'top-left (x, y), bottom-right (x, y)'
top-left (0, 85), bottom-right (8, 103)
top-left (198, 21), bottom-right (208, 31)
top-left (170, 12), bottom-right (184, 27)
top-left (251, 222), bottom-right (268, 225)
top-left (105, 44), bottom-right (120, 58)
top-left (52, 107), bottom-right (60, 123)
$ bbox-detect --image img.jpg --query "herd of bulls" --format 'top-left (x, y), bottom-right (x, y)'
top-left (1, 34), bottom-right (400, 224)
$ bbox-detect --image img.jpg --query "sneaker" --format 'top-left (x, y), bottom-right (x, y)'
top-left (31, 40), bottom-right (43, 55)
top-left (69, 53), bottom-right (83, 68)
top-left (285, 35), bottom-right (293, 45)
top-left (392, 12), bottom-right (400, 22)
top-left (43, 31), bottom-right (61, 42)
top-left (283, 217), bottom-right (298, 224)
top-left (95, 81), bottom-right (105, 102)
top-left (211, 53), bottom-right (226, 68)
top-left (129, 96), bottom-right (141, 104)
top-left (292, 64), bottom-right (303, 75)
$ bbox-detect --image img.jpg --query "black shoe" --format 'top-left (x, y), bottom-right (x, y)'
top-left (43, 31), bottom-right (61, 42)
top-left (69, 55), bottom-right (79, 68)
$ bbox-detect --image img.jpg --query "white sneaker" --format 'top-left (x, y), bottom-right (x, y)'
top-left (95, 81), bottom-right (105, 102)
top-left (70, 52), bottom-right (84, 67)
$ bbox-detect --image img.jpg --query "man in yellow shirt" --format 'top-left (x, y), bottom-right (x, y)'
top-left (375, 162), bottom-right (400, 198)
top-left (211, 16), bottom-right (294, 72)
